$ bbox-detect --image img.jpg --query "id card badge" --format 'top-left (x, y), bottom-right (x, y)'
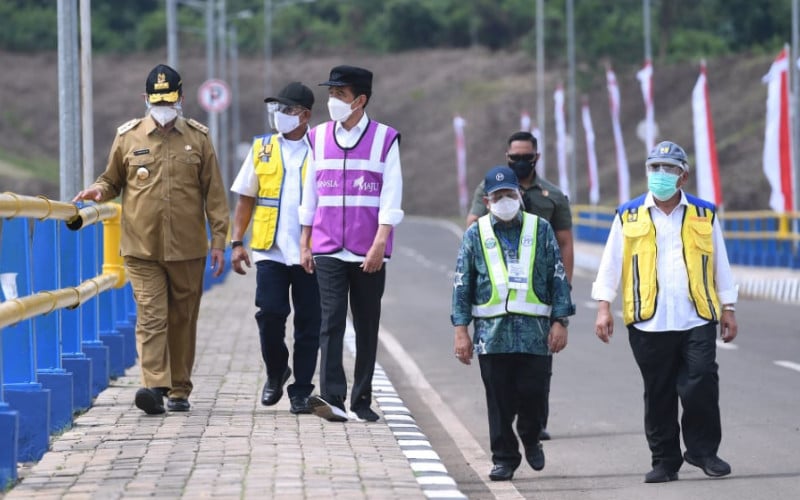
top-left (507, 258), bottom-right (528, 290)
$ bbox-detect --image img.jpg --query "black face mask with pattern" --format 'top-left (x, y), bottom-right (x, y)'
top-left (508, 159), bottom-right (536, 181)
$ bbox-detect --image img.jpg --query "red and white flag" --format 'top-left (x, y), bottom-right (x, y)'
top-left (762, 46), bottom-right (795, 213)
top-left (606, 67), bottom-right (630, 203)
top-left (636, 59), bottom-right (656, 153)
top-left (581, 97), bottom-right (600, 205)
top-left (453, 115), bottom-right (469, 216)
top-left (692, 61), bottom-right (723, 207)
top-left (554, 85), bottom-right (569, 195)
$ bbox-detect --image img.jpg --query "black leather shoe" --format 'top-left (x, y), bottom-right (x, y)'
top-left (644, 466), bottom-right (679, 483)
top-left (289, 396), bottom-right (312, 414)
top-left (539, 428), bottom-right (551, 440)
top-left (135, 388), bottom-right (165, 415)
top-left (526, 442), bottom-right (545, 471)
top-left (683, 452), bottom-right (731, 477)
top-left (261, 367), bottom-right (291, 406)
top-left (351, 406), bottom-right (380, 422)
top-left (489, 464), bottom-right (515, 481)
top-left (167, 398), bottom-right (191, 412)
top-left (308, 395), bottom-right (348, 422)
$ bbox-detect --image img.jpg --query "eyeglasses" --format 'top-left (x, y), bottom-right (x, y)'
top-left (507, 153), bottom-right (536, 163)
top-left (267, 102), bottom-right (305, 115)
top-left (647, 163), bottom-right (684, 175)
top-left (487, 191), bottom-right (521, 203)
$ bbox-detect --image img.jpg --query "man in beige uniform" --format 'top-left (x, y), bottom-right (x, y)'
top-left (74, 64), bottom-right (229, 415)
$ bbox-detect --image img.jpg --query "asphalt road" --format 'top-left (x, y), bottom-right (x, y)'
top-left (377, 216), bottom-right (800, 500)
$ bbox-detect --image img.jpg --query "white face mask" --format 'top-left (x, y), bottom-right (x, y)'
top-left (489, 197), bottom-right (520, 221)
top-left (149, 105), bottom-right (178, 126)
top-left (274, 110), bottom-right (301, 134)
top-left (327, 97), bottom-right (356, 122)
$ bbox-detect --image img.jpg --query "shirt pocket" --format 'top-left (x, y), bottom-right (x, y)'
top-left (127, 154), bottom-right (157, 187)
top-left (174, 152), bottom-right (202, 189)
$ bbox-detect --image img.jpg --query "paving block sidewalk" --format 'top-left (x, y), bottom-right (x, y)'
top-left (2, 269), bottom-right (427, 500)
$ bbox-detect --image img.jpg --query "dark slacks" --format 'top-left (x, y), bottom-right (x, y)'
top-left (478, 353), bottom-right (551, 468)
top-left (315, 256), bottom-right (385, 410)
top-left (255, 260), bottom-right (321, 398)
top-left (628, 322), bottom-right (722, 472)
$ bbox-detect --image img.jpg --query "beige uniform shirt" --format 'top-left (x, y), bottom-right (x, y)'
top-left (91, 115), bottom-right (229, 261)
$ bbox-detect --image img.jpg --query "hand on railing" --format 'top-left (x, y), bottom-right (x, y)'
top-left (72, 187), bottom-right (104, 203)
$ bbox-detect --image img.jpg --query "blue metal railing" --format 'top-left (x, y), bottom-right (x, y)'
top-left (0, 192), bottom-right (231, 489)
top-left (573, 204), bottom-right (800, 269)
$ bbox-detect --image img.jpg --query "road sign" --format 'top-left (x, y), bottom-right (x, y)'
top-left (198, 79), bottom-right (231, 113)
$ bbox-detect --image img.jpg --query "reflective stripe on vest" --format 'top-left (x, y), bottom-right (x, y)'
top-left (472, 213), bottom-right (552, 318)
top-left (619, 196), bottom-right (720, 325)
top-left (251, 134), bottom-right (307, 251)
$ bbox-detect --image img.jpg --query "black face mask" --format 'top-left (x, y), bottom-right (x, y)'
top-left (509, 159), bottom-right (536, 180)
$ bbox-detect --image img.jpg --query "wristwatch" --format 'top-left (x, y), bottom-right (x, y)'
top-left (231, 240), bottom-right (244, 249)
top-left (552, 317), bottom-right (569, 327)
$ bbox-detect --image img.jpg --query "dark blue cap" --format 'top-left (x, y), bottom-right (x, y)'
top-left (484, 166), bottom-right (519, 194)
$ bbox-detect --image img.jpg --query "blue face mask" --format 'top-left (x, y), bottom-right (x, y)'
top-left (648, 171), bottom-right (680, 201)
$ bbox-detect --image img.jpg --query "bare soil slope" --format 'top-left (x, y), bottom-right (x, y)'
top-left (0, 48), bottom-right (775, 214)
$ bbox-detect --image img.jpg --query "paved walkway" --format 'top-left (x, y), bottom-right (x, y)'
top-left (2, 269), bottom-right (453, 500)
top-left (5, 240), bottom-right (799, 499)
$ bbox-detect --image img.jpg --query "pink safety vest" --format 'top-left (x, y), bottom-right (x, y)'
top-left (308, 120), bottom-right (400, 257)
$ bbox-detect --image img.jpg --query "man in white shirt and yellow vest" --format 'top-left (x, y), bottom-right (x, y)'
top-left (230, 82), bottom-right (320, 415)
top-left (592, 141), bottom-right (738, 483)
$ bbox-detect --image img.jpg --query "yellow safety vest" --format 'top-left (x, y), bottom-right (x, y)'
top-left (472, 213), bottom-right (552, 318)
top-left (250, 134), bottom-right (308, 251)
top-left (619, 197), bottom-right (721, 325)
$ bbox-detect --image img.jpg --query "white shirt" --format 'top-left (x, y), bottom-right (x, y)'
top-left (298, 113), bottom-right (404, 262)
top-left (591, 191), bottom-right (738, 332)
top-left (230, 132), bottom-right (309, 265)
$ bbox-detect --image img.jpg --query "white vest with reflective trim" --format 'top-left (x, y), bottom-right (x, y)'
top-left (472, 213), bottom-right (553, 318)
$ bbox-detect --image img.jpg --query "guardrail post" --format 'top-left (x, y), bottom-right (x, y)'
top-left (114, 285), bottom-right (137, 368)
top-left (0, 401), bottom-right (18, 489)
top-left (58, 222), bottom-right (92, 412)
top-left (0, 297), bottom-right (18, 489)
top-left (1, 218), bottom-right (51, 461)
top-left (97, 208), bottom-right (125, 378)
top-left (32, 219), bottom-right (74, 433)
top-left (78, 222), bottom-right (109, 397)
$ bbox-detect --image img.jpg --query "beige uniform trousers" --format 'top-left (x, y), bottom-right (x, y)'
top-left (125, 256), bottom-right (206, 399)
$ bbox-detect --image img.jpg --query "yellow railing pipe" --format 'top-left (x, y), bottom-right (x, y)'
top-left (0, 192), bottom-right (79, 221)
top-left (98, 203), bottom-right (125, 288)
top-left (0, 273), bottom-right (118, 330)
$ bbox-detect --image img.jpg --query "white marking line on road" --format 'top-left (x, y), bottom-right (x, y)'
top-left (343, 320), bottom-right (467, 499)
top-left (379, 325), bottom-right (526, 499)
top-left (774, 360), bottom-right (800, 373)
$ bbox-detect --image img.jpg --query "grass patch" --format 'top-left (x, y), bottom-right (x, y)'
top-left (0, 148), bottom-right (59, 182)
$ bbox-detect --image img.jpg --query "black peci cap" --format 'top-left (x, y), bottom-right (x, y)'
top-left (146, 64), bottom-right (182, 103)
top-left (264, 82), bottom-right (314, 109)
top-left (319, 65), bottom-right (373, 92)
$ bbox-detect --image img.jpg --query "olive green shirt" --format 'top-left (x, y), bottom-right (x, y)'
top-left (91, 115), bottom-right (230, 261)
top-left (469, 175), bottom-right (572, 231)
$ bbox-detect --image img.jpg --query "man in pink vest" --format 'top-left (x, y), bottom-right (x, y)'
top-left (299, 65), bottom-right (403, 422)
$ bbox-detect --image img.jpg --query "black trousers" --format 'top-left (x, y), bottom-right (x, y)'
top-left (628, 323), bottom-right (722, 472)
top-left (479, 353), bottom-right (551, 468)
top-left (315, 257), bottom-right (385, 410)
top-left (255, 260), bottom-right (321, 398)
